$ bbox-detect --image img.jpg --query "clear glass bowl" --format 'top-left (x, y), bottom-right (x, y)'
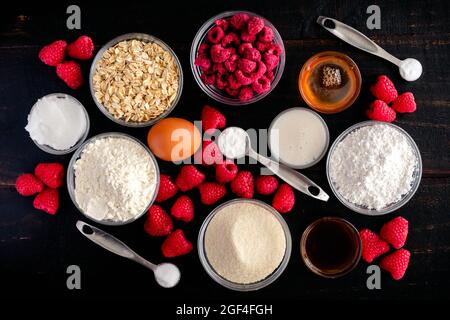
top-left (67, 132), bottom-right (160, 226)
top-left (326, 121), bottom-right (422, 215)
top-left (89, 33), bottom-right (183, 127)
top-left (28, 93), bottom-right (90, 155)
top-left (190, 11), bottom-right (286, 106)
top-left (197, 199), bottom-right (292, 291)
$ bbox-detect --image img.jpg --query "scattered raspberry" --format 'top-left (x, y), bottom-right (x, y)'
top-left (201, 105), bottom-right (226, 132)
top-left (258, 26), bottom-right (274, 42)
top-left (175, 165), bottom-right (206, 192)
top-left (380, 248), bottom-right (410, 280)
top-left (38, 40), bottom-right (67, 66)
top-left (215, 73), bottom-right (229, 90)
top-left (215, 160), bottom-right (238, 183)
top-left (210, 44), bottom-right (231, 63)
top-left (155, 174), bottom-right (178, 203)
top-left (56, 61), bottom-right (83, 89)
top-left (238, 58), bottom-right (257, 73)
top-left (263, 53), bottom-right (279, 71)
top-left (392, 92), bottom-right (416, 113)
top-left (230, 13), bottom-right (250, 30)
top-left (272, 183), bottom-right (295, 213)
top-left (198, 140), bottom-right (223, 166)
top-left (221, 32), bottom-right (240, 47)
top-left (243, 47), bottom-right (261, 62)
top-left (231, 171), bottom-right (254, 198)
top-left (15, 173), bottom-right (44, 196)
top-left (224, 54), bottom-right (239, 72)
top-left (67, 35), bottom-right (94, 60)
top-left (34, 163), bottom-right (64, 189)
top-left (238, 43), bottom-right (253, 55)
top-left (162, 229), bottom-right (193, 258)
top-left (144, 205), bottom-right (173, 237)
top-left (266, 43), bottom-right (283, 56)
top-left (239, 86), bottom-right (254, 101)
top-left (215, 18), bottom-right (229, 31)
top-left (252, 75), bottom-right (271, 94)
top-left (207, 26), bottom-right (225, 44)
top-left (367, 100), bottom-right (396, 122)
top-left (380, 216), bottom-right (409, 249)
top-left (247, 16), bottom-right (264, 35)
top-left (240, 31), bottom-right (256, 43)
top-left (228, 74), bottom-right (242, 89)
top-left (255, 175), bottom-right (279, 195)
top-left (170, 195), bottom-right (194, 223)
top-left (198, 182), bottom-right (226, 205)
top-left (235, 70), bottom-right (253, 85)
top-left (33, 188), bottom-right (59, 215)
top-left (200, 71), bottom-right (215, 85)
top-left (359, 229), bottom-right (390, 263)
top-left (370, 75), bottom-right (398, 103)
top-left (194, 54), bottom-right (211, 71)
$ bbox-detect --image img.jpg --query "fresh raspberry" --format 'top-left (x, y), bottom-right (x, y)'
top-left (359, 229), bottom-right (390, 263)
top-left (212, 62), bottom-right (227, 75)
top-left (210, 44), bottom-right (231, 63)
top-left (243, 48), bottom-right (261, 62)
top-left (263, 53), bottom-right (279, 70)
top-left (215, 72), bottom-right (229, 90)
top-left (194, 54), bottom-right (211, 71)
top-left (235, 70), bottom-right (253, 85)
top-left (272, 183), bottom-right (295, 213)
top-left (198, 43), bottom-right (209, 55)
top-left (392, 92), bottom-right (416, 113)
top-left (162, 229), bottom-right (193, 258)
top-left (201, 105), bottom-right (226, 132)
top-left (144, 205), bottom-right (173, 237)
top-left (197, 140), bottom-right (223, 166)
top-left (175, 165), bottom-right (206, 192)
top-left (238, 43), bottom-right (253, 55)
top-left (170, 195), bottom-right (194, 223)
top-left (370, 75), bottom-right (398, 103)
top-left (15, 173), bottom-right (44, 196)
top-left (258, 26), bottom-right (274, 42)
top-left (266, 43), bottom-right (283, 56)
top-left (238, 58), bottom-right (257, 73)
top-left (38, 40), bottom-right (67, 66)
top-left (255, 41), bottom-right (268, 52)
top-left (227, 47), bottom-right (237, 56)
top-left (251, 60), bottom-right (267, 80)
top-left (67, 35), bottom-right (94, 60)
top-left (380, 248), bottom-right (410, 280)
top-left (230, 13), bottom-right (250, 30)
top-left (34, 163), bottom-right (64, 189)
top-left (228, 74), bottom-right (242, 90)
top-left (265, 70), bottom-right (275, 82)
top-left (367, 100), bottom-right (396, 122)
top-left (252, 75), bottom-right (271, 94)
top-left (224, 54), bottom-right (239, 72)
top-left (221, 32), bottom-right (240, 47)
top-left (207, 26), bottom-right (225, 44)
top-left (247, 16), bottom-right (264, 35)
top-left (155, 174), bottom-right (178, 203)
top-left (231, 171), bottom-right (254, 198)
top-left (198, 182), bottom-right (226, 205)
top-left (215, 160), bottom-right (238, 183)
top-left (255, 175), bottom-right (279, 195)
top-left (215, 18), bottom-right (229, 31)
top-left (225, 87), bottom-right (240, 97)
top-left (240, 31), bottom-right (256, 43)
top-left (56, 61), bottom-right (83, 89)
top-left (238, 86), bottom-right (254, 102)
top-left (380, 216), bottom-right (409, 249)
top-left (33, 188), bottom-right (59, 215)
top-left (200, 71), bottom-right (215, 85)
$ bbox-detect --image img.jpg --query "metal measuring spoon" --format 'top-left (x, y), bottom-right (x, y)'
top-left (76, 221), bottom-right (181, 288)
top-left (217, 127), bottom-right (329, 202)
top-left (317, 16), bottom-right (422, 81)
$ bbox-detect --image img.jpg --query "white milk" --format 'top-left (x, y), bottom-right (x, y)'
top-left (269, 108), bottom-right (328, 168)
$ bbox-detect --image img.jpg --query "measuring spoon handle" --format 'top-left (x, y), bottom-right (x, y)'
top-left (317, 16), bottom-right (401, 66)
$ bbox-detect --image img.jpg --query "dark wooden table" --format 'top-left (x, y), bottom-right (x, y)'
top-left (1, 0), bottom-right (449, 304)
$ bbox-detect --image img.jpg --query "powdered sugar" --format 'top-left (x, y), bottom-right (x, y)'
top-left (329, 124), bottom-right (417, 211)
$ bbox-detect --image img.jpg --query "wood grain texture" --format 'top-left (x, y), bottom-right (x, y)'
top-left (0, 0), bottom-right (449, 301)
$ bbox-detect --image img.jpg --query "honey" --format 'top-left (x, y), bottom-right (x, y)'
top-left (299, 51), bottom-right (361, 114)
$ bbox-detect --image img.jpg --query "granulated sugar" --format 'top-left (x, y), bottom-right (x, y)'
top-left (329, 124), bottom-right (417, 211)
top-left (204, 201), bottom-right (286, 284)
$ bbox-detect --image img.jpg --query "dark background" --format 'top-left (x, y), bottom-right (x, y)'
top-left (1, 0), bottom-right (449, 304)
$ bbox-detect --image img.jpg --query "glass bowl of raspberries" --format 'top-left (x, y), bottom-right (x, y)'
top-left (191, 11), bottom-right (286, 105)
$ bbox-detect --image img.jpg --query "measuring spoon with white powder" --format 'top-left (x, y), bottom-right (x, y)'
top-left (217, 127), bottom-right (329, 202)
top-left (317, 16), bottom-right (422, 81)
top-left (76, 221), bottom-right (181, 288)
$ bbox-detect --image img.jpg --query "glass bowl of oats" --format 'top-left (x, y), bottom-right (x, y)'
top-left (90, 33), bottom-right (183, 127)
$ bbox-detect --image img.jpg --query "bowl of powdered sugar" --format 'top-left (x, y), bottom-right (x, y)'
top-left (327, 121), bottom-right (422, 215)
top-left (67, 132), bottom-right (159, 225)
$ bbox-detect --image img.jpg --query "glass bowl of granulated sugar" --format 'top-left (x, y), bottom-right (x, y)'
top-left (326, 121), bottom-right (422, 215)
top-left (198, 199), bottom-right (292, 291)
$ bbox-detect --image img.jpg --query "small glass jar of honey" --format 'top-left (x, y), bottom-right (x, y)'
top-left (299, 51), bottom-right (361, 114)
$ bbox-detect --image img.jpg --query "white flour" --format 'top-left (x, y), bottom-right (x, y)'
top-left (329, 124), bottom-right (417, 211)
top-left (74, 136), bottom-right (157, 222)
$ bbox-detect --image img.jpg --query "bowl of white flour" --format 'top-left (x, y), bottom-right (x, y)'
top-left (67, 132), bottom-right (159, 225)
top-left (327, 121), bottom-right (422, 215)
